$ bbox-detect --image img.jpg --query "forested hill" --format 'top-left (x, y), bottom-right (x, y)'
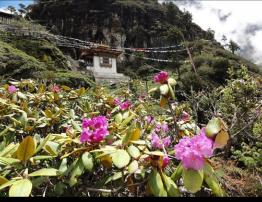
top-left (29, 0), bottom-right (212, 48)
top-left (0, 0), bottom-right (260, 90)
top-left (28, 0), bottom-right (260, 88)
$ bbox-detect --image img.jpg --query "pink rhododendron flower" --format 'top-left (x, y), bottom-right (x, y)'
top-left (151, 133), bottom-right (171, 149)
top-left (8, 85), bottom-right (16, 94)
top-left (162, 136), bottom-right (171, 148)
top-left (162, 155), bottom-right (170, 169)
top-left (80, 116), bottom-right (109, 143)
top-left (155, 122), bottom-right (169, 133)
top-left (120, 101), bottom-right (131, 111)
top-left (151, 133), bottom-right (162, 149)
top-left (174, 128), bottom-right (214, 170)
top-left (52, 85), bottom-right (61, 93)
top-left (144, 115), bottom-right (154, 124)
top-left (153, 71), bottom-right (169, 84)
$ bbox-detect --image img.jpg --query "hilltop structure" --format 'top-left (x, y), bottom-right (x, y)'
top-left (79, 44), bottom-right (129, 84)
top-left (0, 11), bottom-right (14, 24)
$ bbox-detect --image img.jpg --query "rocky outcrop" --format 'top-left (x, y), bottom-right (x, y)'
top-left (28, 0), bottom-right (209, 49)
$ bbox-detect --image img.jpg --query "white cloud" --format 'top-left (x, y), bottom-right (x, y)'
top-left (172, 1), bottom-right (262, 66)
top-left (0, 7), bottom-right (11, 14)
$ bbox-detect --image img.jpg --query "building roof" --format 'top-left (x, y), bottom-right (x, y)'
top-left (0, 11), bottom-right (14, 18)
top-left (80, 44), bottom-right (122, 58)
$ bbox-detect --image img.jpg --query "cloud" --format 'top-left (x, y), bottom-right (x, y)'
top-left (173, 1), bottom-right (262, 66)
top-left (172, 0), bottom-right (203, 9)
top-left (0, 7), bottom-right (11, 13)
top-left (244, 23), bottom-right (262, 36)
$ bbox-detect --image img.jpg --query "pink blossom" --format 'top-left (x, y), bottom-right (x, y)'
top-left (155, 122), bottom-right (169, 133)
top-left (151, 133), bottom-right (171, 149)
top-left (8, 85), bottom-right (16, 94)
top-left (52, 85), bottom-right (61, 93)
top-left (153, 71), bottom-right (169, 84)
top-left (174, 128), bottom-right (214, 170)
top-left (80, 116), bottom-right (109, 143)
top-left (144, 115), bottom-right (154, 124)
top-left (162, 155), bottom-right (170, 169)
top-left (163, 136), bottom-right (171, 148)
top-left (120, 101), bottom-right (131, 111)
top-left (151, 133), bottom-right (162, 149)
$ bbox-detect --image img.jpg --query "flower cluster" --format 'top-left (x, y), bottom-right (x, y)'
top-left (114, 97), bottom-right (131, 111)
top-left (151, 133), bottom-right (171, 149)
top-left (80, 116), bottom-right (109, 143)
top-left (8, 85), bottom-right (17, 94)
top-left (144, 115), bottom-right (154, 124)
top-left (150, 122), bottom-right (171, 149)
top-left (153, 71), bottom-right (169, 84)
top-left (155, 122), bottom-right (169, 133)
top-left (52, 85), bottom-right (61, 93)
top-left (174, 128), bottom-right (214, 170)
top-left (162, 155), bottom-right (170, 169)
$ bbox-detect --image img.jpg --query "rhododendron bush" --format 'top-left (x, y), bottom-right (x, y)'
top-left (0, 73), bottom-right (229, 197)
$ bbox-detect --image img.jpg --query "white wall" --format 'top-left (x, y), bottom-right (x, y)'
top-left (92, 56), bottom-right (117, 74)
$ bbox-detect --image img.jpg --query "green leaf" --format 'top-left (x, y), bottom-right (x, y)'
top-left (160, 84), bottom-right (169, 95)
top-left (69, 159), bottom-right (85, 187)
top-left (44, 141), bottom-right (59, 156)
top-left (182, 168), bottom-right (204, 193)
top-left (203, 161), bottom-right (224, 197)
top-left (29, 168), bottom-right (59, 177)
top-left (9, 179), bottom-right (32, 197)
top-left (59, 158), bottom-right (68, 174)
top-left (168, 84), bottom-right (175, 100)
top-left (171, 162), bottom-right (183, 181)
top-left (16, 136), bottom-right (36, 162)
top-left (123, 127), bottom-right (141, 144)
top-left (168, 78), bottom-right (177, 86)
top-left (111, 149), bottom-right (130, 169)
top-left (69, 109), bottom-right (75, 119)
top-left (162, 174), bottom-right (180, 197)
top-left (128, 160), bottom-right (139, 174)
top-left (148, 169), bottom-right (167, 197)
top-left (127, 145), bottom-right (140, 159)
top-left (0, 180), bottom-right (17, 191)
top-left (35, 134), bottom-right (51, 154)
top-left (0, 157), bottom-right (20, 165)
top-left (206, 118), bottom-right (221, 138)
top-left (82, 152), bottom-right (94, 172)
top-left (31, 155), bottom-right (53, 161)
top-left (71, 120), bottom-right (82, 132)
top-left (17, 92), bottom-right (27, 100)
top-left (148, 87), bottom-right (159, 94)
top-left (120, 114), bottom-right (135, 128)
top-left (105, 172), bottom-right (124, 185)
top-left (115, 113), bottom-right (123, 124)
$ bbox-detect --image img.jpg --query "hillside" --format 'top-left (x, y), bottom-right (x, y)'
top-left (28, 0), bottom-right (261, 91)
top-left (0, 20), bottom-right (94, 87)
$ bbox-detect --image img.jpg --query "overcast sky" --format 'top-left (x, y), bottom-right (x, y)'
top-left (1, 0), bottom-right (262, 66)
top-left (169, 0), bottom-right (262, 66)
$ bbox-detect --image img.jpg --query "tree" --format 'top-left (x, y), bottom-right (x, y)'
top-left (221, 35), bottom-right (227, 43)
top-left (206, 28), bottom-right (215, 40)
top-left (7, 6), bottom-right (17, 15)
top-left (228, 40), bottom-right (240, 54)
top-left (18, 3), bottom-right (27, 16)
